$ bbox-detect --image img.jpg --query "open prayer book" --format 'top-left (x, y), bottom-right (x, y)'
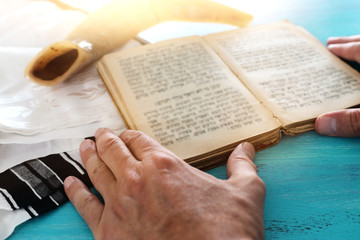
top-left (97, 21), bottom-right (360, 169)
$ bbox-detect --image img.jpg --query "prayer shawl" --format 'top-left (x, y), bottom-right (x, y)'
top-left (0, 149), bottom-right (92, 239)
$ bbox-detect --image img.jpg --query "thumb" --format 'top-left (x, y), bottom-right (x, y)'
top-left (227, 142), bottom-right (257, 180)
top-left (328, 42), bottom-right (360, 63)
top-left (316, 109), bottom-right (360, 137)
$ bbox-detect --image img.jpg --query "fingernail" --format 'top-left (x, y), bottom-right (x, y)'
top-left (64, 176), bottom-right (75, 190)
top-left (317, 116), bottom-right (337, 135)
top-left (327, 44), bottom-right (335, 49)
top-left (239, 142), bottom-right (255, 159)
top-left (80, 139), bottom-right (95, 153)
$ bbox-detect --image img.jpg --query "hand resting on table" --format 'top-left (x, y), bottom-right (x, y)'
top-left (64, 128), bottom-right (266, 240)
top-left (316, 35), bottom-right (360, 137)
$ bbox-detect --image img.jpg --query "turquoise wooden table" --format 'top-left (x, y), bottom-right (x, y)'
top-left (9, 0), bottom-right (360, 239)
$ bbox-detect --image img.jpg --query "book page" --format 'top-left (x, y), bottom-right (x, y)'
top-left (99, 36), bottom-right (280, 160)
top-left (204, 21), bottom-right (360, 127)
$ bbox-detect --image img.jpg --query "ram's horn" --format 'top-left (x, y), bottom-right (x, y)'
top-left (25, 0), bottom-right (252, 86)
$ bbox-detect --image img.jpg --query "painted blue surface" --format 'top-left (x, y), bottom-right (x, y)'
top-left (208, 132), bottom-right (360, 239)
top-left (10, 132), bottom-right (360, 239)
top-left (9, 0), bottom-right (360, 239)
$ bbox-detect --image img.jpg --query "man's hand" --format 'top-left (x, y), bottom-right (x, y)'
top-left (316, 109), bottom-right (360, 137)
top-left (316, 35), bottom-right (360, 137)
top-left (327, 35), bottom-right (360, 63)
top-left (64, 128), bottom-right (266, 240)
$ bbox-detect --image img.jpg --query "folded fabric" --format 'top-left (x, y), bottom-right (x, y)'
top-left (0, 47), bottom-right (123, 136)
top-left (0, 2), bottom-right (104, 239)
top-left (0, 147), bottom-right (92, 239)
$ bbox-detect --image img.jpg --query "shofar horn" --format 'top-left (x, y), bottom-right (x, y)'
top-left (25, 0), bottom-right (252, 86)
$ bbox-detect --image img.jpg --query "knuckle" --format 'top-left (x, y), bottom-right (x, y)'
top-left (253, 175), bottom-right (266, 192)
top-left (97, 135), bottom-right (120, 156)
top-left (118, 162), bottom-right (143, 197)
top-left (251, 175), bottom-right (266, 195)
top-left (78, 193), bottom-right (97, 214)
top-left (145, 151), bottom-right (179, 170)
top-left (90, 162), bottom-right (106, 178)
top-left (241, 171), bottom-right (266, 192)
top-left (120, 130), bottom-right (144, 146)
top-left (234, 153), bottom-right (258, 170)
top-left (124, 169), bottom-right (142, 187)
top-left (349, 110), bottom-right (360, 135)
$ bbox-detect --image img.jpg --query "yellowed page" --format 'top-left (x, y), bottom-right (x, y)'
top-left (98, 36), bottom-right (280, 160)
top-left (204, 21), bottom-right (360, 127)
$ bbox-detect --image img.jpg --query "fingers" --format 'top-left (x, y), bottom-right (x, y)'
top-left (227, 142), bottom-right (257, 181)
top-left (80, 139), bottom-right (116, 195)
top-left (328, 35), bottom-right (360, 45)
top-left (119, 130), bottom-right (181, 169)
top-left (64, 176), bottom-right (103, 234)
top-left (95, 128), bottom-right (140, 177)
top-left (328, 41), bottom-right (360, 63)
top-left (326, 34), bottom-right (360, 63)
top-left (316, 109), bottom-right (360, 137)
